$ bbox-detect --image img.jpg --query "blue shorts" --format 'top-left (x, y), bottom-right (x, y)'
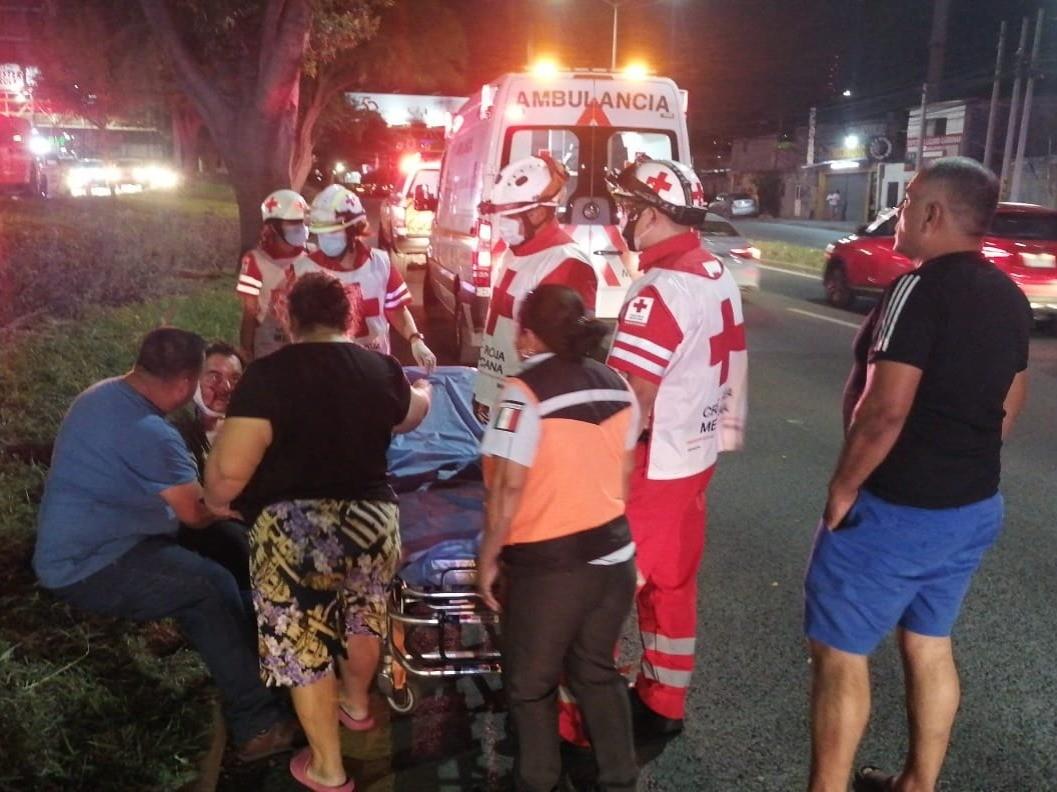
top-left (804, 488), bottom-right (1003, 655)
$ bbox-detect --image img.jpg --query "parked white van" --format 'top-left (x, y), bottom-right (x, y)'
top-left (425, 68), bottom-right (692, 363)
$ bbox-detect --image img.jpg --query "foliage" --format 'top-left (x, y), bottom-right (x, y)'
top-left (33, 0), bottom-right (168, 131)
top-left (0, 190), bottom-right (239, 330)
top-left (0, 279), bottom-right (239, 449)
top-left (753, 240), bottom-right (826, 274)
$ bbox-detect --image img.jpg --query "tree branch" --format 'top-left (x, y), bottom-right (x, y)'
top-left (137, 0), bottom-right (229, 129)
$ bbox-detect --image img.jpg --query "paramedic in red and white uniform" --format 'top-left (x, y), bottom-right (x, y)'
top-left (606, 158), bottom-right (748, 736)
top-left (293, 184), bottom-right (436, 370)
top-left (473, 154), bottom-right (598, 421)
top-left (236, 189), bottom-right (308, 360)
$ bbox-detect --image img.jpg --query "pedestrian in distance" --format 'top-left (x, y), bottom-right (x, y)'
top-left (478, 284), bottom-right (639, 792)
top-left (472, 153), bottom-right (599, 422)
top-left (805, 157), bottom-right (1031, 792)
top-left (237, 189), bottom-right (310, 361)
top-left (291, 184), bottom-right (437, 372)
top-left (597, 158), bottom-right (748, 740)
top-left (827, 189), bottom-right (842, 221)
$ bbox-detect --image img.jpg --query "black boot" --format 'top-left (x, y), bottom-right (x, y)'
top-left (627, 685), bottom-right (683, 739)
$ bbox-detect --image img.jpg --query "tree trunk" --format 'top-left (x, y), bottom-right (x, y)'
top-left (222, 100), bottom-right (299, 257)
top-left (138, 0), bottom-right (311, 265)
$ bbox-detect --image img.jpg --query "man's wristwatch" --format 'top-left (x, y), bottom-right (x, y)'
top-left (409, 332), bottom-right (425, 343)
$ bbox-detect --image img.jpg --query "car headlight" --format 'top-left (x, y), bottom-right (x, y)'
top-left (148, 166), bottom-right (180, 190)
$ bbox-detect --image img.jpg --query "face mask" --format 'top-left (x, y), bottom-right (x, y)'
top-left (282, 224), bottom-right (308, 248)
top-left (496, 215), bottom-right (526, 247)
top-left (318, 231), bottom-right (347, 259)
top-left (193, 384), bottom-right (225, 419)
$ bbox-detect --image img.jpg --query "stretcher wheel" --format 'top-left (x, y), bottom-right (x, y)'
top-left (385, 683), bottom-right (417, 715)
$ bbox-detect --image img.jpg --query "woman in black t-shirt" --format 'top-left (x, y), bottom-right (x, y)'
top-left (204, 273), bottom-right (430, 792)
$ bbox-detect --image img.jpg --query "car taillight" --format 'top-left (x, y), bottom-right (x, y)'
top-left (981, 244), bottom-right (1013, 261)
top-left (731, 246), bottom-right (761, 260)
top-left (473, 220), bottom-right (493, 288)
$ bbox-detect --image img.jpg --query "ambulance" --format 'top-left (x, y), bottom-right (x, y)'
top-left (425, 67), bottom-right (692, 363)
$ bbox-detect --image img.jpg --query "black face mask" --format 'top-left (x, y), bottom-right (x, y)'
top-left (622, 206), bottom-right (644, 251)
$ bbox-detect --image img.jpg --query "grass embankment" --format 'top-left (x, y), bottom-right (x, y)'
top-left (753, 239), bottom-right (827, 276)
top-left (0, 187), bottom-right (241, 790)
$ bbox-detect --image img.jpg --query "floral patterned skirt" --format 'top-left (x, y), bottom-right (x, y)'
top-left (249, 498), bottom-right (401, 687)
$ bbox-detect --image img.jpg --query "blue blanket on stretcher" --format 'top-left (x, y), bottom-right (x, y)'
top-left (387, 366), bottom-right (484, 586)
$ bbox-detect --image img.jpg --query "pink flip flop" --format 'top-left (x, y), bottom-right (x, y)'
top-left (289, 748), bottom-right (354, 792)
top-left (338, 705), bottom-right (376, 732)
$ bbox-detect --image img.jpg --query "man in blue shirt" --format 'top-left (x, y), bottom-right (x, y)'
top-left (34, 327), bottom-right (300, 763)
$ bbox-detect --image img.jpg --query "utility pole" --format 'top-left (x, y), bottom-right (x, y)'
top-left (1000, 17), bottom-right (1030, 198)
top-left (806, 106), bottom-right (817, 165)
top-left (610, 3), bottom-right (619, 71)
top-left (926, 0), bottom-right (951, 90)
top-left (1011, 9), bottom-right (1045, 201)
top-left (983, 22), bottom-right (1007, 171)
top-left (916, 83), bottom-right (929, 172)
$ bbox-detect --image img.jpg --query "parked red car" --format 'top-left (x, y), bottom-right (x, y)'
top-left (823, 202), bottom-right (1057, 328)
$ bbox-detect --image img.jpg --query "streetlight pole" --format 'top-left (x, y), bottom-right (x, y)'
top-left (610, 2), bottom-right (619, 71)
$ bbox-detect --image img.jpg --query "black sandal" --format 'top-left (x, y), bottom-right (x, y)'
top-left (852, 765), bottom-right (896, 792)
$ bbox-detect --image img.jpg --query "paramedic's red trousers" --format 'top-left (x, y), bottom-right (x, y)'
top-left (629, 443), bottom-right (713, 720)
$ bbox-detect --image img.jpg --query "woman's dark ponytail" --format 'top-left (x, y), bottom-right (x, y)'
top-left (519, 284), bottom-right (607, 361)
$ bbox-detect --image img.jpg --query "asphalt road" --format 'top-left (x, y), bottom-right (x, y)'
top-left (735, 218), bottom-right (855, 251)
top-left (225, 205), bottom-right (1057, 791)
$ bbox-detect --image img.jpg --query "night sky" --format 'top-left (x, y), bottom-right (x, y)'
top-left (449, 0), bottom-right (1051, 141)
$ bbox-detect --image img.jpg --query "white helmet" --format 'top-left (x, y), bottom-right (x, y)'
top-left (607, 158), bottom-right (707, 226)
top-left (479, 153), bottom-right (568, 216)
top-left (308, 184), bottom-right (367, 233)
top-left (261, 189), bottom-right (308, 222)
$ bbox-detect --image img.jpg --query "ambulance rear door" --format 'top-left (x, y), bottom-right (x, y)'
top-left (495, 73), bottom-right (690, 319)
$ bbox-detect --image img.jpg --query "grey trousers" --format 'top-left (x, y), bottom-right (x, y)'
top-left (502, 558), bottom-right (638, 792)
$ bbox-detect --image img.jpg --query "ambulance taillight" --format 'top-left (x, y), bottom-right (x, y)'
top-left (473, 220), bottom-right (493, 288)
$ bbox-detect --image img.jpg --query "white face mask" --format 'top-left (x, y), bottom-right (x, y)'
top-left (496, 215), bottom-right (525, 247)
top-left (318, 231), bottom-right (347, 259)
top-left (282, 224), bottom-right (308, 248)
top-left (193, 384), bottom-right (225, 419)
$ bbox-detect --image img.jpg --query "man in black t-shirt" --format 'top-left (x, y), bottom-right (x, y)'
top-left (804, 158), bottom-right (1031, 792)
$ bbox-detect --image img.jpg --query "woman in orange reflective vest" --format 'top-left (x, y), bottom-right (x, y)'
top-left (478, 284), bottom-right (640, 792)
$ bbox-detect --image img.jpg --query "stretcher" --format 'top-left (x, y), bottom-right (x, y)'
top-left (376, 366), bottom-right (500, 715)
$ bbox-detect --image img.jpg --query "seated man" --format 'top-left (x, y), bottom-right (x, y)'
top-left (171, 341), bottom-right (250, 591)
top-left (33, 327), bottom-right (299, 763)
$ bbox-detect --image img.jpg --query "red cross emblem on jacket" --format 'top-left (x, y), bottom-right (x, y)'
top-left (709, 298), bottom-right (746, 385)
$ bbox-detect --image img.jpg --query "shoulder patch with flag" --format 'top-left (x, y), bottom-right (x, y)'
top-left (624, 295), bottom-right (655, 326)
top-left (495, 401), bottom-right (524, 432)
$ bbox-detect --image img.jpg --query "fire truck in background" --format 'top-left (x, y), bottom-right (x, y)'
top-left (425, 64), bottom-right (692, 363)
top-left (0, 113), bottom-right (51, 198)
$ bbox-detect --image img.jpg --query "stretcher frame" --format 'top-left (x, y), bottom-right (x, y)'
top-left (377, 558), bottom-right (501, 714)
